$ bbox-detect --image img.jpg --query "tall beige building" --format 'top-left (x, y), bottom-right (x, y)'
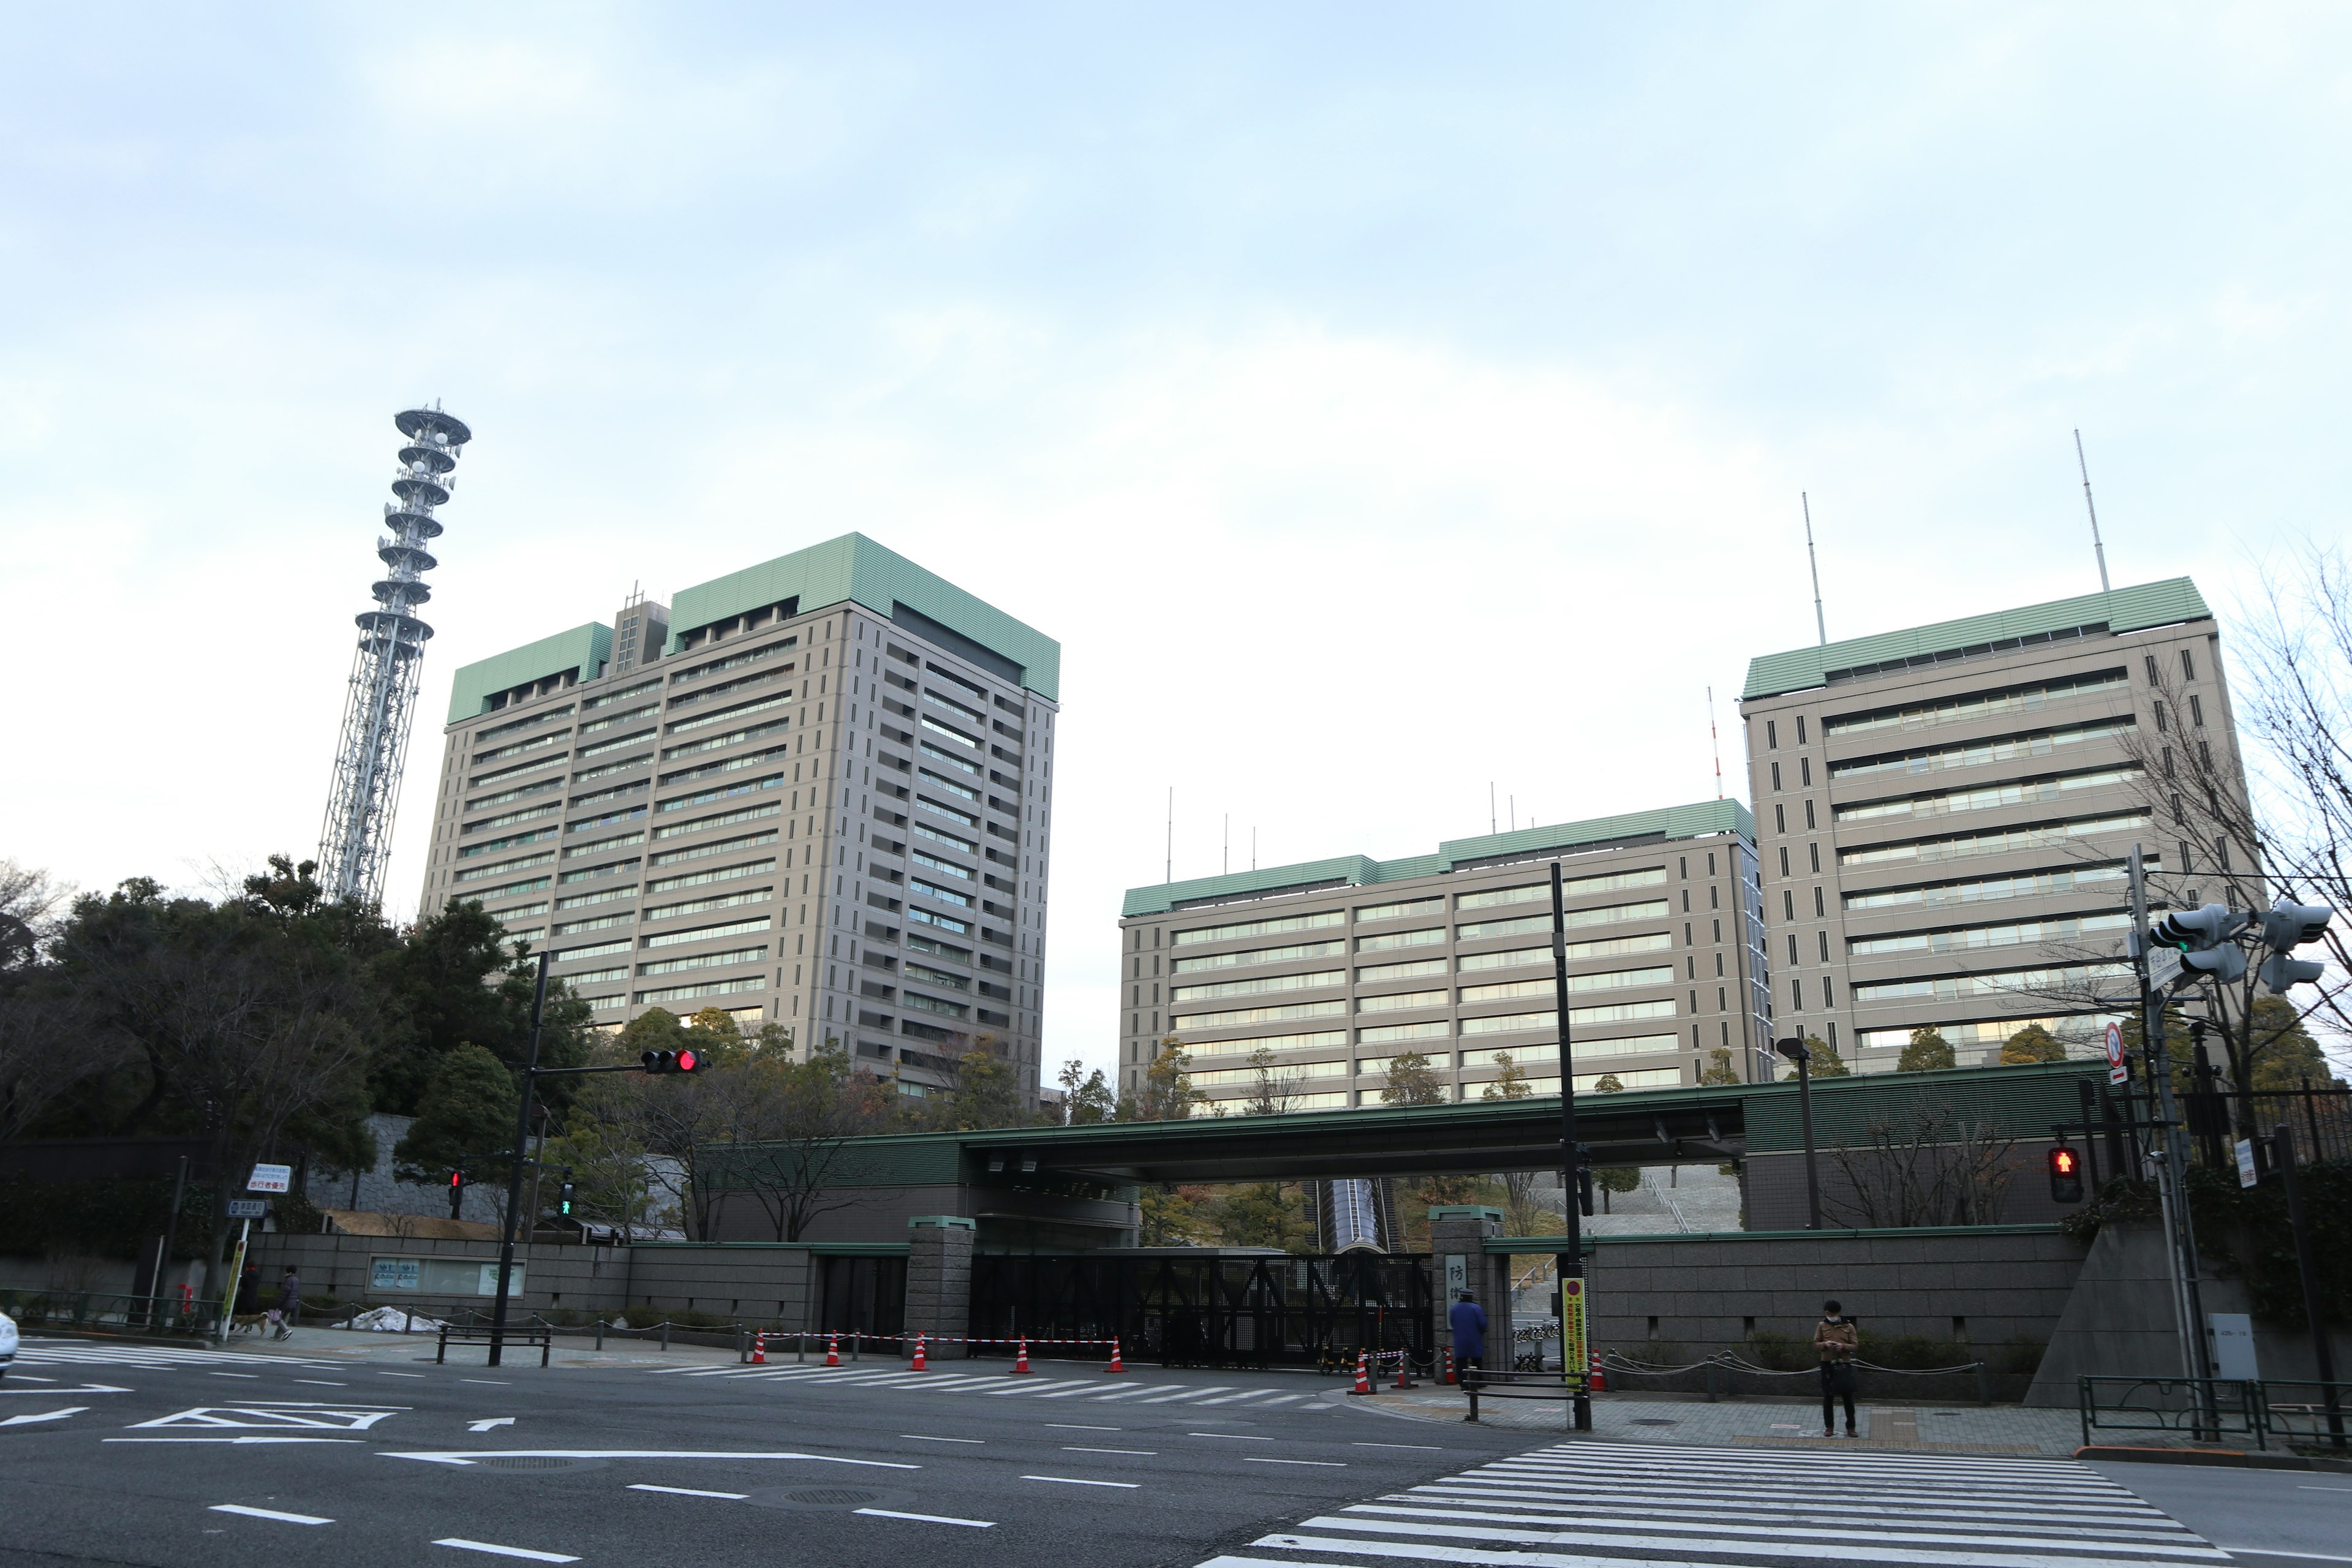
top-left (1738, 578), bottom-right (2250, 1074)
top-left (1116, 801), bottom-right (1770, 1110)
top-left (415, 533), bottom-right (1061, 1103)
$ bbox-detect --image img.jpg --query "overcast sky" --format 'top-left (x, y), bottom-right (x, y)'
top-left (5, 5), bottom-right (2346, 1083)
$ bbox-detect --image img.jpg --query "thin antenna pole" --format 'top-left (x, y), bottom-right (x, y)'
top-left (1803, 493), bottom-right (1827, 646)
top-left (1165, 788), bottom-right (1173, 884)
top-left (2075, 429), bottom-right (2111, 592)
top-left (1707, 686), bottom-right (1724, 801)
top-left (1251, 827), bottom-right (1257, 872)
top-left (1490, 782), bottom-right (1497, 836)
top-left (1223, 813), bottom-right (1229, 876)
top-left (1509, 794), bottom-right (1516, 832)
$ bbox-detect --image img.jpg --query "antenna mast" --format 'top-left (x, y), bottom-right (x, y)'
top-left (1165, 788), bottom-right (1173, 884)
top-left (316, 404), bottom-right (472, 906)
top-left (1707, 686), bottom-right (1724, 800)
top-left (1803, 492), bottom-right (1827, 646)
top-left (2075, 429), bottom-right (2111, 592)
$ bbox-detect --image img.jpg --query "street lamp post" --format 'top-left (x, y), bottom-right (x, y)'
top-left (1775, 1038), bottom-right (1822, 1230)
top-left (1548, 860), bottom-right (1593, 1433)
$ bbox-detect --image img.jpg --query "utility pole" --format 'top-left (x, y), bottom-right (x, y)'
top-left (1548, 861), bottom-right (1592, 1431)
top-left (2129, 847), bottom-right (2217, 1403)
top-left (2075, 430), bottom-right (2111, 592)
top-left (488, 951), bottom-right (551, 1368)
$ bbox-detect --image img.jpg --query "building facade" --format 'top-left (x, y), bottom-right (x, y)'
top-left (1739, 577), bottom-right (2252, 1075)
top-left (1116, 801), bottom-right (1770, 1112)
top-left (415, 533), bottom-right (1061, 1103)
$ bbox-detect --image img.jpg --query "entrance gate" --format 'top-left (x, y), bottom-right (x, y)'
top-left (968, 1252), bottom-right (1432, 1369)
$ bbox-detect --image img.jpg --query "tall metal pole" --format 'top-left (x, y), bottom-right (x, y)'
top-left (1803, 494), bottom-right (1827, 646)
top-left (2273, 1123), bottom-right (2345, 1446)
top-left (2075, 429), bottom-right (2111, 593)
top-left (1548, 861), bottom-right (1591, 1431)
top-left (1795, 1054), bottom-right (1822, 1230)
top-left (2130, 847), bottom-right (2215, 1396)
top-left (488, 950), bottom-right (551, 1368)
top-left (155, 1153), bottom-right (188, 1329)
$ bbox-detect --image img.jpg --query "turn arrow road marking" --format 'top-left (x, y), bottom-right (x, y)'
top-left (467, 1419), bottom-right (516, 1433)
top-left (0, 1408), bottom-right (88, 1428)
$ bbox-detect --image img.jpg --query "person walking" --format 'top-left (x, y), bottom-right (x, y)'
top-left (273, 1268), bottom-right (301, 1341)
top-left (1814, 1299), bottom-right (1860, 1437)
top-left (1448, 1289), bottom-right (1487, 1375)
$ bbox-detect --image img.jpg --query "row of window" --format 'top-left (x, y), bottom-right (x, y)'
top-left (1816, 668), bottom-right (2131, 741)
top-left (1836, 764), bottom-right (2141, 826)
top-left (1841, 858), bottom-right (2143, 913)
top-left (1851, 959), bottom-right (2129, 1003)
top-left (1171, 995), bottom-right (1678, 1036)
top-left (1848, 910), bottom-right (2130, 959)
top-left (1164, 870), bottom-right (1673, 948)
top-left (1829, 716), bottom-right (2135, 783)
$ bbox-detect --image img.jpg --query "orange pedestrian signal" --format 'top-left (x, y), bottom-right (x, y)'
top-left (2048, 1145), bottom-right (2084, 1204)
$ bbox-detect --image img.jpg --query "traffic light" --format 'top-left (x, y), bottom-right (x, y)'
top-left (448, 1167), bottom-right (466, 1219)
top-left (641, 1048), bottom-right (703, 1075)
top-left (2257, 899), bottom-right (2334, 995)
top-left (557, 1181), bottom-right (576, 1218)
top-left (2048, 1145), bottom-right (2084, 1204)
top-left (2152, 903), bottom-right (2248, 984)
top-left (1575, 1163), bottom-right (1595, 1218)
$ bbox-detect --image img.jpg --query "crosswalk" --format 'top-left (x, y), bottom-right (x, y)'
top-left (1191, 1440), bottom-right (2229, 1568)
top-left (650, 1360), bottom-right (1330, 1410)
top-left (13, 1339), bottom-right (344, 1371)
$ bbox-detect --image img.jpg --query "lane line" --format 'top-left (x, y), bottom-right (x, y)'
top-left (1046, 1424), bottom-right (1120, 1431)
top-left (1255, 1394), bottom-right (1308, 1406)
top-left (1189, 1433), bottom-right (1273, 1441)
top-left (1247, 1458), bottom-right (1346, 1467)
top-left (210, 1504), bottom-right (334, 1525)
top-left (377, 1371), bottom-right (426, 1378)
top-left (1359, 1443), bottom-right (1446, 1451)
top-left (1022, 1474), bottom-right (1140, 1489)
top-left (208, 1372), bottom-right (260, 1379)
top-left (856, 1507), bottom-right (995, 1528)
top-left (294, 1381), bottom-right (347, 1387)
top-left (1142, 1386), bottom-right (1229, 1403)
top-left (1065, 1446), bottom-right (1156, 1455)
top-left (628, 1484), bottom-right (749, 1499)
top-left (108, 1436), bottom-right (361, 1445)
top-left (0, 1408), bottom-right (87, 1427)
top-left (380, 1448), bottom-right (921, 1468)
top-left (432, 1539), bottom-right (581, 1562)
top-left (905, 1435), bottom-right (984, 1443)
top-left (461, 1379), bottom-right (510, 1386)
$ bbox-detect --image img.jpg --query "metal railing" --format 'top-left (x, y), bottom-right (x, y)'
top-left (2079, 1374), bottom-right (2351, 1451)
top-left (0, 1287), bottom-right (211, 1337)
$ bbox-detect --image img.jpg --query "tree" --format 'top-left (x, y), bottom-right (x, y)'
top-left (1698, 1047), bottom-right (1741, 1086)
top-left (2000, 1024), bottom-right (2065, 1065)
top-left (1825, 1098), bottom-right (2018, 1227)
top-left (369, 897), bottom-right (587, 1117)
top-left (2245, 995), bottom-right (2345, 1089)
top-left (1596, 1166), bottom-right (1642, 1211)
top-left (1794, 1034), bottom-right (1852, 1079)
top-left (1138, 1182), bottom-right (1207, 1245)
top-left (1123, 1041), bottom-right (1207, 1121)
top-left (1057, 1060), bottom-right (1116, 1124)
top-left (1897, 1027), bottom-right (1956, 1073)
top-left (1379, 1050), bottom-right (1447, 1107)
top-left (682, 1008), bottom-right (753, 1068)
top-left (393, 1044), bottom-right (518, 1191)
top-left (1591, 1072), bottom-right (1626, 1093)
top-left (941, 1046), bottom-right (1029, 1129)
top-left (1208, 1181), bottom-right (1314, 1251)
top-left (1240, 1046), bottom-right (1303, 1117)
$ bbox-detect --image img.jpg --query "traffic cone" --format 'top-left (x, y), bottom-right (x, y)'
top-left (1348, 1350), bottom-right (1373, 1395)
top-left (910, 1333), bottom-right (928, 1371)
top-left (1393, 1352), bottom-right (1414, 1390)
top-left (1106, 1338), bottom-right (1126, 1374)
top-left (825, 1333), bottom-right (841, 1367)
top-left (1011, 1337), bottom-right (1032, 1374)
top-left (1442, 1348), bottom-right (1455, 1386)
top-left (1588, 1351), bottom-right (1607, 1393)
top-left (751, 1332), bottom-right (767, 1365)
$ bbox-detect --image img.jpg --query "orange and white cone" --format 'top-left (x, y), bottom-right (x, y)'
top-left (1588, 1351), bottom-right (1607, 1393)
top-left (1011, 1337), bottom-right (1032, 1374)
top-left (1393, 1352), bottom-right (1414, 1390)
top-left (1106, 1338), bottom-right (1126, 1374)
top-left (751, 1332), bottom-right (767, 1365)
top-left (1442, 1348), bottom-right (1455, 1385)
top-left (825, 1333), bottom-right (841, 1367)
top-left (910, 1333), bottom-right (928, 1371)
top-left (1349, 1350), bottom-right (1373, 1395)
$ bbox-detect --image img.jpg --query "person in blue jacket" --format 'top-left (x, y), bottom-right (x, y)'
top-left (1448, 1289), bottom-right (1487, 1371)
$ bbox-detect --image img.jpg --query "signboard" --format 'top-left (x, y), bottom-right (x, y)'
top-left (1444, 1256), bottom-right (1468, 1297)
top-left (2208, 1313), bottom-right (2260, 1381)
top-left (2105, 1022), bottom-right (2128, 1087)
top-left (246, 1164), bottom-right (293, 1194)
top-left (2236, 1139), bottom-right (2260, 1189)
top-left (225, 1199), bottom-right (268, 1219)
top-left (369, 1256), bottom-right (524, 1297)
top-left (1559, 1276), bottom-right (1588, 1385)
top-left (2147, 946), bottom-right (2184, 990)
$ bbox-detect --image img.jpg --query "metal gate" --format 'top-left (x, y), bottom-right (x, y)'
top-left (818, 1254), bottom-right (907, 1337)
top-left (968, 1252), bottom-right (1431, 1368)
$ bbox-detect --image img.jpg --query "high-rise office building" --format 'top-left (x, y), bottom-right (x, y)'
top-left (1739, 577), bottom-right (2250, 1074)
top-left (417, 533), bottom-right (1061, 1103)
top-left (1116, 801), bottom-right (1769, 1110)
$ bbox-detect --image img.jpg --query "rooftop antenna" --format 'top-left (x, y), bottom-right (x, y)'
top-left (1223, 813), bottom-right (1229, 876)
top-left (1707, 686), bottom-right (1724, 800)
top-left (1252, 827), bottom-right (1257, 872)
top-left (2075, 429), bottom-right (2112, 592)
top-left (1803, 492), bottom-right (1827, 646)
top-left (317, 404), bottom-right (472, 906)
top-left (1509, 794), bottom-right (1517, 832)
top-left (1166, 788), bottom-right (1173, 884)
top-left (1490, 782), bottom-right (1497, 836)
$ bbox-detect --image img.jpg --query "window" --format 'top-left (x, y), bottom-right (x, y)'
top-left (1796, 717), bottom-right (1809, 745)
top-left (1812, 887), bottom-right (1825, 918)
top-left (1356, 927), bottom-right (1445, 953)
top-left (1778, 848), bottom-right (1790, 877)
top-left (1803, 799), bottom-right (1817, 830)
top-left (1174, 938), bottom-right (1346, 973)
top-left (1678, 857), bottom-right (1688, 878)
top-left (2171, 792), bottom-right (2186, 823)
top-left (2180, 649), bottom-right (2196, 681)
top-left (1782, 891), bottom-right (1794, 920)
top-left (2179, 842), bottom-right (2195, 875)
top-left (1817, 931), bottom-right (1830, 962)
top-left (1767, 720), bottom-right (1779, 748)
top-left (1774, 804), bottom-right (1786, 834)
top-left (1771, 761), bottom-right (1783, 792)
top-left (1800, 758), bottom-right (1812, 788)
top-left (1786, 935), bottom-right (1799, 965)
top-left (1463, 967), bottom-right (1670, 1002)
top-left (2154, 702), bottom-right (2169, 732)
top-left (2145, 654), bottom-right (2162, 684)
top-left (1830, 717), bottom-right (2138, 782)
top-left (1358, 989), bottom-right (1449, 1012)
top-left (1828, 669), bottom-right (2131, 738)
top-left (2215, 835), bottom-right (2231, 872)
top-left (1835, 764), bottom-right (2144, 826)
top-left (1355, 896), bottom-right (1446, 923)
top-left (2198, 740), bottom-right (2213, 770)
top-left (1170, 969), bottom-right (1343, 1002)
top-left (1822, 978), bottom-right (1835, 1007)
top-left (1360, 957), bottom-right (1451, 982)
top-left (2163, 747), bottom-right (2175, 778)
top-left (1713, 918), bottom-right (1722, 942)
top-left (2188, 694), bottom-right (2204, 728)
top-left (1808, 844), bottom-right (1821, 874)
top-left (1792, 978), bottom-right (1804, 1009)
top-left (1455, 901), bottom-right (1664, 940)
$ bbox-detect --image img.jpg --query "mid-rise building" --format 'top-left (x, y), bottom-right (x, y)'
top-left (1739, 577), bottom-right (2250, 1074)
top-left (417, 533), bottom-right (1061, 1102)
top-left (1116, 801), bottom-right (1769, 1111)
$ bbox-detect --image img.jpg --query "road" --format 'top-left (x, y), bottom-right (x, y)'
top-left (1, 1334), bottom-right (2340, 1567)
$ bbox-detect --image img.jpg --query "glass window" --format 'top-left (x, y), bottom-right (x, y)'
top-left (1356, 989), bottom-right (1449, 1013)
top-left (643, 916), bottom-right (771, 949)
top-left (1355, 896), bottom-right (1446, 923)
top-left (1455, 901), bottom-right (1668, 940)
top-left (1831, 718), bottom-right (2136, 782)
top-left (1826, 669), bottom-right (2130, 738)
top-left (1172, 910), bottom-right (1346, 946)
top-left (1852, 960), bottom-right (2129, 1003)
top-left (1170, 968), bottom-right (1344, 1002)
top-left (1170, 999), bottom-right (1348, 1030)
top-left (638, 946), bottom-right (768, 978)
top-left (1355, 958), bottom-right (1449, 982)
top-left (1835, 766), bottom-right (2143, 826)
top-left (1355, 927), bottom-right (1445, 952)
top-left (1174, 939), bottom-right (1346, 973)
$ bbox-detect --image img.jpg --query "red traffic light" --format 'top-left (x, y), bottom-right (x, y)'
top-left (2048, 1145), bottom-right (2084, 1204)
top-left (2051, 1148), bottom-right (2079, 1176)
top-left (676, 1049), bottom-right (699, 1074)
top-left (642, 1049), bottom-right (704, 1076)
top-left (449, 1169), bottom-right (464, 1188)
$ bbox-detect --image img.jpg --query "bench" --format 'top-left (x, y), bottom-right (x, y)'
top-left (1460, 1367), bottom-right (1585, 1423)
top-left (435, 1321), bottom-right (552, 1368)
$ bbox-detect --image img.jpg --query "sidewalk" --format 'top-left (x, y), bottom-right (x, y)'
top-left (1355, 1384), bottom-right (2089, 1456)
top-left (213, 1323), bottom-right (744, 1370)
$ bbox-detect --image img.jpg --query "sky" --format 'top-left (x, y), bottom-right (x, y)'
top-left (4, 4), bottom-right (2348, 1084)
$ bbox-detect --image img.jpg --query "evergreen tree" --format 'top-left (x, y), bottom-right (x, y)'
top-left (1803, 1034), bottom-right (1852, 1078)
top-left (1999, 1023), bottom-right (2065, 1065)
top-left (1379, 1050), bottom-right (1447, 1107)
top-left (1895, 1027), bottom-right (1953, 1072)
top-left (392, 1044), bottom-right (518, 1188)
top-left (1697, 1046), bottom-right (1741, 1085)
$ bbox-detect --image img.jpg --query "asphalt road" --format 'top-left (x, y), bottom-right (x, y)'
top-left (4, 1336), bottom-right (2343, 1568)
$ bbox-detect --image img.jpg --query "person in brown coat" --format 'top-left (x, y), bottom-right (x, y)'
top-left (1813, 1299), bottom-right (1859, 1437)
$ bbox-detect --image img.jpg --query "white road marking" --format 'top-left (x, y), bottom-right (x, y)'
top-left (462, 1379), bottom-right (510, 1386)
top-left (1142, 1385), bottom-right (1229, 1403)
top-left (628, 1483), bottom-right (748, 1499)
top-left (2213, 1553), bottom-right (2352, 1566)
top-left (2296, 1486), bottom-right (2352, 1492)
top-left (108, 1436), bottom-right (362, 1445)
top-left (1190, 1433), bottom-right (1272, 1441)
top-left (1022, 1474), bottom-right (1141, 1488)
top-left (1036, 1381), bottom-right (1131, 1398)
top-left (378, 1371), bottom-right (426, 1378)
top-left (1197, 1389), bottom-right (1280, 1406)
top-left (0, 1407), bottom-right (87, 1427)
top-left (293, 1381), bottom-right (347, 1387)
top-left (208, 1372), bottom-right (260, 1379)
top-left (380, 1448), bottom-right (921, 1468)
top-left (468, 1418), bottom-right (517, 1433)
top-left (1254, 1394), bottom-right (1308, 1406)
top-left (132, 1404), bottom-right (403, 1431)
top-left (856, 1507), bottom-right (995, 1528)
top-left (1085, 1384), bottom-right (1185, 1401)
top-left (209, 1504), bottom-right (334, 1525)
top-left (432, 1539), bottom-right (581, 1562)
top-left (1246, 1458), bottom-right (1346, 1466)
top-left (978, 1378), bottom-right (1096, 1397)
top-left (1, 1384), bottom-right (133, 1396)
top-left (904, 1434), bottom-right (983, 1443)
top-left (1065, 1446), bottom-right (1156, 1455)
top-left (1356, 1442), bottom-right (1444, 1450)
top-left (12, 1375), bottom-right (55, 1382)
top-left (1046, 1423), bottom-right (1120, 1431)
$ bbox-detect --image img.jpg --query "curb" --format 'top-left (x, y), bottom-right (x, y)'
top-left (2077, 1445), bottom-right (2352, 1473)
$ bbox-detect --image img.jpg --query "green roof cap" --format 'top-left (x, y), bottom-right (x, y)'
top-left (668, 532), bottom-right (1060, 701)
top-left (1741, 577), bottom-right (2210, 701)
top-left (1121, 798), bottom-right (1754, 918)
top-left (445, 622), bottom-right (611, 723)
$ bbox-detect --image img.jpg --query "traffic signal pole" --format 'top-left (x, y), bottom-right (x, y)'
top-left (487, 951), bottom-right (551, 1368)
top-left (2130, 848), bottom-right (2217, 1402)
top-left (1548, 861), bottom-right (1593, 1433)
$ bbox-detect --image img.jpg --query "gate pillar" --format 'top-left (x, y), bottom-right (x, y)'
top-left (1428, 1205), bottom-right (1509, 1368)
top-left (906, 1216), bottom-right (976, 1359)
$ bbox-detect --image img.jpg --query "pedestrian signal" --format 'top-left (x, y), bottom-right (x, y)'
top-left (2048, 1145), bottom-right (2084, 1204)
top-left (557, 1181), bottom-right (576, 1217)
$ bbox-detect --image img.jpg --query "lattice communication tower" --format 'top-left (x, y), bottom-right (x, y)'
top-left (315, 405), bottom-right (473, 905)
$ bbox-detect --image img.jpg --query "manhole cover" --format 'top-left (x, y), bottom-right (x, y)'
top-left (470, 1456), bottom-right (606, 1474)
top-left (1630, 1419), bottom-right (1678, 1427)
